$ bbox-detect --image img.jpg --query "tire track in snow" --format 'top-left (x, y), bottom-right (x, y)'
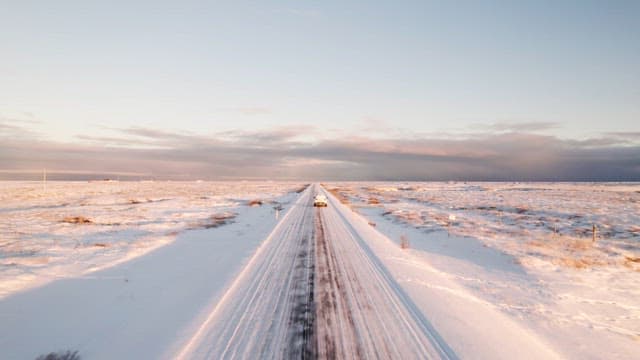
top-left (176, 186), bottom-right (316, 359)
top-left (314, 188), bottom-right (457, 359)
top-left (286, 202), bottom-right (316, 359)
top-left (314, 208), bottom-right (364, 359)
top-left (177, 184), bottom-right (456, 359)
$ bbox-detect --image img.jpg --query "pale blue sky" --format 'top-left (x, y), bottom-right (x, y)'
top-left (1, 1), bottom-right (639, 180)
top-left (2, 0), bottom-right (638, 140)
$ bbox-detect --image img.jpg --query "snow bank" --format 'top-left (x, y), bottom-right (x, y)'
top-left (0, 184), bottom-right (302, 359)
top-left (326, 182), bottom-right (640, 359)
top-left (0, 181), bottom-right (303, 299)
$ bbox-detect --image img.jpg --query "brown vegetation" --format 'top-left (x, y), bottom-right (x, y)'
top-left (555, 255), bottom-right (609, 269)
top-left (624, 256), bottom-right (640, 272)
top-left (400, 234), bottom-right (410, 249)
top-left (201, 212), bottom-right (237, 229)
top-left (62, 216), bottom-right (92, 224)
top-left (248, 199), bottom-right (263, 207)
top-left (325, 187), bottom-right (350, 204)
top-left (527, 235), bottom-right (620, 269)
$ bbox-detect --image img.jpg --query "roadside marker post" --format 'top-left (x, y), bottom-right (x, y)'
top-left (448, 214), bottom-right (456, 237)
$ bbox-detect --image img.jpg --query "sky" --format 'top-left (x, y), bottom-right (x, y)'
top-left (1, 0), bottom-right (639, 180)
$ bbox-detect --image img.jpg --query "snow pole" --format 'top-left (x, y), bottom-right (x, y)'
top-left (448, 214), bottom-right (456, 237)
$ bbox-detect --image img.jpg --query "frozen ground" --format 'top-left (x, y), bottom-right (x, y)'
top-left (176, 185), bottom-right (459, 359)
top-left (0, 181), bottom-right (304, 299)
top-left (326, 182), bottom-right (640, 359)
top-left (1, 181), bottom-right (638, 359)
top-left (0, 181), bottom-right (304, 359)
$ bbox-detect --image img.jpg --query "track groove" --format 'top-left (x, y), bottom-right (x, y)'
top-left (177, 184), bottom-right (456, 359)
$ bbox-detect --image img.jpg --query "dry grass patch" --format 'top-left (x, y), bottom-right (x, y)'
top-left (624, 256), bottom-right (640, 272)
top-left (200, 212), bottom-right (237, 229)
top-left (394, 210), bottom-right (426, 226)
top-left (526, 235), bottom-right (621, 269)
top-left (322, 185), bottom-right (350, 204)
top-left (400, 234), bottom-right (410, 249)
top-left (368, 197), bottom-right (380, 205)
top-left (247, 199), bottom-right (263, 207)
top-left (529, 236), bottom-right (594, 251)
top-left (62, 216), bottom-right (92, 224)
top-left (564, 237), bottom-right (594, 251)
top-left (555, 256), bottom-right (607, 269)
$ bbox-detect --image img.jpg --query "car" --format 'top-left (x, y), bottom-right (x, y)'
top-left (313, 194), bottom-right (328, 207)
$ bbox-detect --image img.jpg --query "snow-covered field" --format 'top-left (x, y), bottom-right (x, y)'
top-left (1, 181), bottom-right (638, 359)
top-left (0, 181), bottom-right (304, 299)
top-left (326, 182), bottom-right (640, 359)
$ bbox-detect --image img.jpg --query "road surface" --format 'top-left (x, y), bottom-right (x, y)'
top-left (176, 184), bottom-right (456, 359)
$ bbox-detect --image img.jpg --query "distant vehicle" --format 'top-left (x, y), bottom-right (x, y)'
top-left (313, 194), bottom-right (328, 207)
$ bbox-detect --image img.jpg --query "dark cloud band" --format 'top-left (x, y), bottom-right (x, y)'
top-left (1, 124), bottom-right (639, 181)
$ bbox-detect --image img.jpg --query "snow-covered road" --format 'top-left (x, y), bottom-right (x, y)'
top-left (176, 183), bottom-right (317, 359)
top-left (177, 184), bottom-right (456, 359)
top-left (1, 183), bottom-right (567, 359)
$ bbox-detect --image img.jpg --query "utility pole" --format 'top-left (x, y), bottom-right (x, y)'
top-left (43, 168), bottom-right (47, 192)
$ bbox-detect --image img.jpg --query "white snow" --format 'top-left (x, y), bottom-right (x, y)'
top-left (0, 181), bottom-right (304, 299)
top-left (0, 181), bottom-right (303, 359)
top-left (1, 181), bottom-right (638, 359)
top-left (326, 182), bottom-right (640, 359)
top-left (177, 185), bottom-right (456, 359)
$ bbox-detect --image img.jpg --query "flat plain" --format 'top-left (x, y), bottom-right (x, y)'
top-left (1, 181), bottom-right (638, 359)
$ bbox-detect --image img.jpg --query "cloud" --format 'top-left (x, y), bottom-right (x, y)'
top-left (0, 122), bottom-right (23, 133)
top-left (0, 119), bottom-right (40, 140)
top-left (472, 121), bottom-right (559, 132)
top-left (219, 125), bottom-right (316, 144)
top-left (2, 126), bottom-right (639, 181)
top-left (606, 131), bottom-right (640, 139)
